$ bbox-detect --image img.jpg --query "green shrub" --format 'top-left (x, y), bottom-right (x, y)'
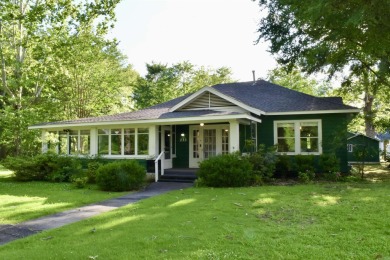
top-left (2, 153), bottom-right (82, 182)
top-left (86, 161), bottom-right (102, 183)
top-left (275, 154), bottom-right (293, 178)
top-left (72, 177), bottom-right (88, 188)
top-left (298, 170), bottom-right (315, 183)
top-left (96, 160), bottom-right (146, 191)
top-left (293, 155), bottom-right (315, 173)
top-left (318, 154), bottom-right (340, 173)
top-left (2, 156), bottom-right (38, 181)
top-left (49, 156), bottom-right (83, 182)
top-left (197, 153), bottom-right (253, 187)
top-left (248, 145), bottom-right (277, 183)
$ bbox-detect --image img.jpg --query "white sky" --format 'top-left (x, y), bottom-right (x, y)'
top-left (108, 0), bottom-right (277, 81)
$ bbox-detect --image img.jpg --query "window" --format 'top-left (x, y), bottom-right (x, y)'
top-left (124, 128), bottom-right (135, 155)
top-left (50, 130), bottom-right (90, 155)
top-left (222, 128), bottom-right (229, 154)
top-left (275, 120), bottom-right (322, 154)
top-left (98, 127), bottom-right (149, 156)
top-left (137, 128), bottom-right (149, 155)
top-left (347, 144), bottom-right (353, 152)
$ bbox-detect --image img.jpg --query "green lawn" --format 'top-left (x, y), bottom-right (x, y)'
top-left (0, 165), bottom-right (127, 224)
top-left (1, 180), bottom-right (389, 259)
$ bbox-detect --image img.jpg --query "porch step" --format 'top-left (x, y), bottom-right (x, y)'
top-left (158, 168), bottom-right (198, 183)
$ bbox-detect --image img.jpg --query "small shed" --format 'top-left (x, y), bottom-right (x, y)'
top-left (347, 132), bottom-right (380, 163)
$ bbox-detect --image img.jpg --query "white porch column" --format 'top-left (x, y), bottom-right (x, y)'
top-left (41, 130), bottom-right (48, 153)
top-left (90, 128), bottom-right (98, 156)
top-left (148, 126), bottom-right (159, 157)
top-left (229, 120), bottom-right (240, 153)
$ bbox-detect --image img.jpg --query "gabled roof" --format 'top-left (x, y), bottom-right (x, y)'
top-left (29, 80), bottom-right (359, 129)
top-left (210, 81), bottom-right (358, 114)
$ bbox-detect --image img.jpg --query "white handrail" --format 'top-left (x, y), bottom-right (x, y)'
top-left (154, 151), bottom-right (165, 182)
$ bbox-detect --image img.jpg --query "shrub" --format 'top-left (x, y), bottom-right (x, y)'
top-left (293, 155), bottom-right (315, 173)
top-left (2, 153), bottom-right (82, 182)
top-left (96, 160), bottom-right (146, 191)
top-left (197, 153), bottom-right (253, 187)
top-left (247, 145), bottom-right (277, 184)
top-left (298, 170), bottom-right (315, 183)
top-left (72, 177), bottom-right (88, 188)
top-left (2, 156), bottom-right (39, 181)
top-left (86, 161), bottom-right (102, 183)
top-left (318, 154), bottom-right (340, 173)
top-left (49, 156), bottom-right (83, 182)
top-left (275, 154), bottom-right (293, 178)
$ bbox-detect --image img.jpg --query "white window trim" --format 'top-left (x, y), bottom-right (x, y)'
top-left (347, 144), bottom-right (353, 153)
top-left (97, 127), bottom-right (150, 157)
top-left (274, 119), bottom-right (322, 155)
top-left (49, 130), bottom-right (91, 155)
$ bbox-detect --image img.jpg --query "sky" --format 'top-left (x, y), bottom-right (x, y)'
top-left (108, 0), bottom-right (277, 82)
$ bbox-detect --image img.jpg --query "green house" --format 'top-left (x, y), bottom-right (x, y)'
top-left (30, 81), bottom-right (359, 179)
top-left (347, 133), bottom-right (380, 163)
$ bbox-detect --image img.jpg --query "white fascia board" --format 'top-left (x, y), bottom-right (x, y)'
top-left (28, 114), bottom-right (262, 130)
top-left (266, 109), bottom-right (360, 116)
top-left (169, 87), bottom-right (265, 116)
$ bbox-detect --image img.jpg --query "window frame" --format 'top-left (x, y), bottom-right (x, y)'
top-left (347, 144), bottom-right (353, 153)
top-left (49, 130), bottom-right (91, 155)
top-left (274, 119), bottom-right (322, 155)
top-left (97, 127), bottom-right (149, 156)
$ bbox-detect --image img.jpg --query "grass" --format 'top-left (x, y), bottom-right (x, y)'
top-left (1, 178), bottom-right (390, 258)
top-left (0, 165), bottom-right (127, 224)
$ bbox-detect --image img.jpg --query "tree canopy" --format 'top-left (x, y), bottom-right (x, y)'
top-left (133, 61), bottom-right (234, 109)
top-left (255, 0), bottom-right (390, 136)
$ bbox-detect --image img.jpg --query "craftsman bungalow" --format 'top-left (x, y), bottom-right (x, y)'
top-left (30, 80), bottom-right (359, 176)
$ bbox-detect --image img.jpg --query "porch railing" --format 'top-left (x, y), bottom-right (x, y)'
top-left (154, 151), bottom-right (165, 182)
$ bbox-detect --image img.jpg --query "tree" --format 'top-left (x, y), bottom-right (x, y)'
top-left (0, 0), bottom-right (122, 157)
top-left (133, 62), bottom-right (234, 109)
top-left (255, 0), bottom-right (390, 137)
top-left (266, 66), bottom-right (330, 96)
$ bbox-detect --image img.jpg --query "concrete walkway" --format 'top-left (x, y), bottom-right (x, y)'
top-left (0, 182), bottom-right (193, 246)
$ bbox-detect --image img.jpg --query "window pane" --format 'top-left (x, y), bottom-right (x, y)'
top-left (69, 136), bottom-right (78, 154)
top-left (138, 128), bottom-right (148, 134)
top-left (124, 134), bottom-right (135, 155)
top-left (111, 135), bottom-right (121, 155)
top-left (58, 132), bottom-right (68, 154)
top-left (111, 129), bottom-right (122, 135)
top-left (124, 128), bottom-right (135, 134)
top-left (277, 138), bottom-right (295, 152)
top-left (137, 134), bottom-right (148, 155)
top-left (98, 129), bottom-right (109, 135)
top-left (300, 123), bottom-right (318, 137)
top-left (277, 123), bottom-right (295, 138)
top-left (98, 135), bottom-right (109, 155)
top-left (301, 138), bottom-right (319, 152)
top-left (79, 135), bottom-right (90, 155)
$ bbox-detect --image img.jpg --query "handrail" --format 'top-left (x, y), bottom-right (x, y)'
top-left (154, 151), bottom-right (165, 182)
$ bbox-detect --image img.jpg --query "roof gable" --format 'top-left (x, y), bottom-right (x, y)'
top-left (169, 87), bottom-right (265, 115)
top-left (180, 91), bottom-right (236, 110)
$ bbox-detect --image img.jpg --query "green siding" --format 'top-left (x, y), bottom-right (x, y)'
top-left (173, 125), bottom-right (189, 168)
top-left (256, 113), bottom-right (354, 172)
top-left (347, 135), bottom-right (380, 163)
top-left (239, 124), bottom-right (253, 153)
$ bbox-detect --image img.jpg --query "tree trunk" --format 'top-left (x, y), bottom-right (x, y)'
top-left (363, 92), bottom-right (376, 138)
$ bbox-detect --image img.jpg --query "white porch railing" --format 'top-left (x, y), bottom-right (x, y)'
top-left (154, 151), bottom-right (165, 182)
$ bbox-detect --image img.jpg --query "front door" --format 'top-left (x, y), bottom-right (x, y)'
top-left (189, 125), bottom-right (229, 168)
top-left (161, 126), bottom-right (172, 169)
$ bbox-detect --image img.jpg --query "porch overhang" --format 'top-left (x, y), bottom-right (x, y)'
top-left (29, 113), bottom-right (261, 130)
